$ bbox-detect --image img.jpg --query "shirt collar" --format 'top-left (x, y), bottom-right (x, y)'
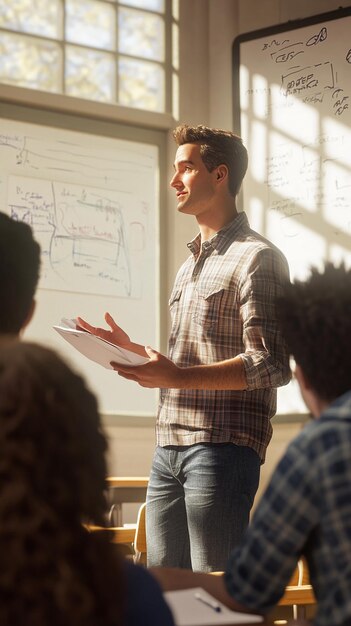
top-left (320, 390), bottom-right (351, 421)
top-left (187, 212), bottom-right (250, 257)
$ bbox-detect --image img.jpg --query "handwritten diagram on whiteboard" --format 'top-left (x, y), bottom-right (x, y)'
top-left (234, 11), bottom-right (351, 282)
top-left (1, 124), bottom-right (157, 298)
top-left (0, 118), bottom-right (159, 415)
top-left (233, 9), bottom-right (351, 414)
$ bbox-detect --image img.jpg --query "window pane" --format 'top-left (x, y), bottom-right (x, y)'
top-left (119, 7), bottom-right (164, 61)
top-left (121, 0), bottom-right (165, 12)
top-left (118, 56), bottom-right (164, 111)
top-left (66, 0), bottom-right (116, 50)
top-left (0, 32), bottom-right (61, 91)
top-left (172, 21), bottom-right (179, 69)
top-left (0, 0), bottom-right (61, 39)
top-left (66, 45), bottom-right (115, 102)
top-left (172, 0), bottom-right (179, 21)
top-left (172, 70), bottom-right (179, 119)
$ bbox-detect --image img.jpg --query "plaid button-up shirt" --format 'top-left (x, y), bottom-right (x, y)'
top-left (225, 390), bottom-right (351, 626)
top-left (156, 212), bottom-right (291, 462)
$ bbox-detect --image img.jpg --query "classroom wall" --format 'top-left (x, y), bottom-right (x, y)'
top-left (104, 0), bottom-right (351, 520)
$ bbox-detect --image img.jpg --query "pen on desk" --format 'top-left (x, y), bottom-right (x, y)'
top-left (194, 592), bottom-right (222, 613)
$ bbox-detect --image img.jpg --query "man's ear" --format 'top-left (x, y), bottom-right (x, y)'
top-left (21, 299), bottom-right (36, 334)
top-left (215, 164), bottom-right (228, 183)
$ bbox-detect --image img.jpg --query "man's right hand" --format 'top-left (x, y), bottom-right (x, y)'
top-left (76, 312), bottom-right (131, 349)
top-left (76, 312), bottom-right (147, 358)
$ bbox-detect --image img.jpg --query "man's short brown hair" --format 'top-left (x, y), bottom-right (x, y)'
top-left (173, 124), bottom-right (248, 197)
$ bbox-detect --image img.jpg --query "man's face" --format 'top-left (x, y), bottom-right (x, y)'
top-left (170, 143), bottom-right (218, 218)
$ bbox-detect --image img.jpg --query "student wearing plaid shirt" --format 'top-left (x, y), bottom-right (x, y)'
top-left (78, 125), bottom-right (291, 572)
top-left (151, 263), bottom-right (351, 626)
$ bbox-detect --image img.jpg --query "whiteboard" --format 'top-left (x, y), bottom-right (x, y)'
top-left (233, 8), bottom-right (351, 414)
top-left (0, 116), bottom-right (160, 416)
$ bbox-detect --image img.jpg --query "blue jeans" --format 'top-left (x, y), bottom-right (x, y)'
top-left (146, 443), bottom-right (260, 572)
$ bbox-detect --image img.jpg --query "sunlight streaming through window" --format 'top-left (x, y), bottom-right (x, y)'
top-left (66, 45), bottom-right (115, 101)
top-left (0, 0), bottom-right (61, 38)
top-left (66, 0), bottom-right (115, 50)
top-left (0, 32), bottom-right (61, 91)
top-left (0, 0), bottom-right (172, 114)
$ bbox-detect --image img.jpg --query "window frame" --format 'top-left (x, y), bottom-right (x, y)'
top-left (0, 0), bottom-right (177, 118)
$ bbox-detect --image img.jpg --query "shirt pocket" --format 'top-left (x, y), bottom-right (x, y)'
top-left (168, 287), bottom-right (183, 333)
top-left (192, 282), bottom-right (227, 331)
top-left (169, 287), bottom-right (182, 311)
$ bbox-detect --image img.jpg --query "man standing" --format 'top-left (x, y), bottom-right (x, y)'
top-left (78, 125), bottom-right (291, 571)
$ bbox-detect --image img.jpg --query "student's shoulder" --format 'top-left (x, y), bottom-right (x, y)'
top-left (286, 412), bottom-right (351, 464)
top-left (123, 561), bottom-right (175, 626)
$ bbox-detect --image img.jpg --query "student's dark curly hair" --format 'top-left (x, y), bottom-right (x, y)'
top-left (0, 340), bottom-right (125, 626)
top-left (276, 262), bottom-right (351, 403)
top-left (0, 212), bottom-right (41, 333)
top-left (173, 124), bottom-right (248, 197)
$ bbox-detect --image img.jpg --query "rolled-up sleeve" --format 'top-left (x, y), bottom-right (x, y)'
top-left (238, 247), bottom-right (291, 390)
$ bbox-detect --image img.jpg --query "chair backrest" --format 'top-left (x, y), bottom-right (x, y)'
top-left (133, 502), bottom-right (147, 564)
top-left (210, 558), bottom-right (315, 621)
top-left (279, 558), bottom-right (315, 620)
top-left (120, 508), bottom-right (315, 619)
top-left (288, 557), bottom-right (309, 586)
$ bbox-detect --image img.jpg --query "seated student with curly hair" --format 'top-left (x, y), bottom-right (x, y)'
top-left (0, 340), bottom-right (174, 626)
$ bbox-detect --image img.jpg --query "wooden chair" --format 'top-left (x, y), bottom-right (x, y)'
top-left (86, 524), bottom-right (135, 544)
top-left (210, 559), bottom-right (315, 620)
top-left (86, 502), bottom-right (147, 563)
top-left (106, 476), bottom-right (149, 526)
top-left (133, 501), bottom-right (147, 564)
top-left (278, 559), bottom-right (315, 619)
top-left (127, 505), bottom-right (315, 616)
top-left (85, 523), bottom-right (136, 557)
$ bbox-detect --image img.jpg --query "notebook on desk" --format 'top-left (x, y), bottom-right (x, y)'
top-left (164, 587), bottom-right (263, 626)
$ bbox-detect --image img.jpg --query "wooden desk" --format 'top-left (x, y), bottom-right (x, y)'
top-left (87, 524), bottom-right (136, 544)
top-left (169, 612), bottom-right (273, 626)
top-left (106, 476), bottom-right (149, 525)
top-left (175, 615), bottom-right (280, 626)
top-left (184, 619), bottom-right (273, 626)
top-left (210, 621), bottom-right (272, 626)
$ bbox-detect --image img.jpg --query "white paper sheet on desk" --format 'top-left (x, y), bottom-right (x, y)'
top-left (164, 588), bottom-right (263, 626)
top-left (53, 320), bottom-right (148, 369)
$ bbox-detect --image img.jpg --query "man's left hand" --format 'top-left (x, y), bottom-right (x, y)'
top-left (111, 346), bottom-right (183, 388)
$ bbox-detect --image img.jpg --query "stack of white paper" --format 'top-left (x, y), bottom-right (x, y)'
top-left (53, 318), bottom-right (148, 369)
top-left (164, 588), bottom-right (263, 626)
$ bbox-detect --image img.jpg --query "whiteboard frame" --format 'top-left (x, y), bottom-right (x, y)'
top-left (0, 100), bottom-right (169, 418)
top-left (232, 7), bottom-right (351, 420)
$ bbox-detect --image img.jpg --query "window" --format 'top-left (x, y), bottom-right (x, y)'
top-left (0, 0), bottom-right (177, 114)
